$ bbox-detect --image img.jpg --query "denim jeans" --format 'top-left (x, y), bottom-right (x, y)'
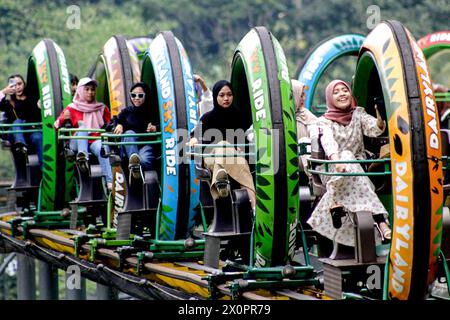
top-left (122, 130), bottom-right (155, 171)
top-left (11, 119), bottom-right (43, 165)
top-left (69, 129), bottom-right (112, 183)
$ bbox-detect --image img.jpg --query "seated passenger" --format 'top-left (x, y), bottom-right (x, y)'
top-left (292, 79), bottom-right (317, 170)
top-left (110, 82), bottom-right (158, 176)
top-left (54, 77), bottom-right (112, 189)
top-left (189, 80), bottom-right (256, 211)
top-left (0, 74), bottom-right (43, 165)
top-left (307, 79), bottom-right (391, 247)
top-left (70, 73), bottom-right (79, 97)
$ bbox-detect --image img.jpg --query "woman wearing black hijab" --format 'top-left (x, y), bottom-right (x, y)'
top-left (190, 80), bottom-right (255, 210)
top-left (111, 82), bottom-right (158, 176)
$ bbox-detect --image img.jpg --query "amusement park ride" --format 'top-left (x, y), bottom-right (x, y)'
top-left (0, 22), bottom-right (449, 300)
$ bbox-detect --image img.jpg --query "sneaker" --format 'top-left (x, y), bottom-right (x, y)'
top-left (76, 151), bottom-right (89, 173)
top-left (128, 153), bottom-right (141, 179)
top-left (14, 142), bottom-right (27, 155)
top-left (215, 169), bottom-right (230, 198)
top-left (64, 148), bottom-right (76, 161)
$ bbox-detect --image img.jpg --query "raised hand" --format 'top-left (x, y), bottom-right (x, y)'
top-left (374, 104), bottom-right (384, 129)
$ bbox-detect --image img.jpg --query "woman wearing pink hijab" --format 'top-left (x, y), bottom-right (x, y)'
top-left (307, 79), bottom-right (391, 249)
top-left (54, 77), bottom-right (112, 188)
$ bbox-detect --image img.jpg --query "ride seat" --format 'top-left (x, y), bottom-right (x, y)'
top-left (115, 153), bottom-right (160, 240)
top-left (195, 161), bottom-right (253, 268)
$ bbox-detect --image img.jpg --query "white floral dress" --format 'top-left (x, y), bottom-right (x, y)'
top-left (306, 107), bottom-right (388, 247)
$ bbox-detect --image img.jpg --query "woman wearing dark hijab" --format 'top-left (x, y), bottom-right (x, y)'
top-left (307, 79), bottom-right (391, 247)
top-left (189, 80), bottom-right (255, 210)
top-left (111, 82), bottom-right (158, 176)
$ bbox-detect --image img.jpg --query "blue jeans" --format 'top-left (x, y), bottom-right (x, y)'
top-left (11, 119), bottom-right (43, 165)
top-left (69, 129), bottom-right (112, 183)
top-left (122, 130), bottom-right (155, 171)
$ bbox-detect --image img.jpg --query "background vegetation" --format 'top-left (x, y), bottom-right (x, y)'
top-left (0, 0), bottom-right (449, 177)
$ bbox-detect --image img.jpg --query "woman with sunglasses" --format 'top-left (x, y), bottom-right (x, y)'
top-left (54, 77), bottom-right (113, 189)
top-left (111, 82), bottom-right (157, 176)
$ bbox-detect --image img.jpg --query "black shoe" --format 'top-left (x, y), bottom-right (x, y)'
top-left (128, 153), bottom-right (141, 179)
top-left (14, 142), bottom-right (27, 155)
top-left (215, 169), bottom-right (230, 198)
top-left (330, 205), bottom-right (346, 229)
top-left (64, 148), bottom-right (76, 161)
top-left (76, 151), bottom-right (89, 173)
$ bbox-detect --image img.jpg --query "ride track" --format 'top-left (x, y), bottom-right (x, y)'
top-left (0, 21), bottom-right (449, 300)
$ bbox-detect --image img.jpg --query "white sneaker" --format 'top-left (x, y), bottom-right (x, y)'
top-left (129, 153), bottom-right (141, 179)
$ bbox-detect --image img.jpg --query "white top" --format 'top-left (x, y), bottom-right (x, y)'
top-left (314, 107), bottom-right (385, 159)
top-left (199, 89), bottom-right (213, 116)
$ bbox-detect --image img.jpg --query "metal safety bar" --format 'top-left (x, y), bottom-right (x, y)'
top-left (307, 158), bottom-right (391, 176)
top-left (0, 122), bottom-right (42, 134)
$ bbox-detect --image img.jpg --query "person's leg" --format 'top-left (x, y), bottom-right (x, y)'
top-left (90, 140), bottom-right (112, 184)
top-left (73, 130), bottom-right (89, 156)
top-left (138, 145), bottom-right (155, 171)
top-left (122, 130), bottom-right (139, 158)
top-left (12, 119), bottom-right (26, 145)
top-left (29, 132), bottom-right (43, 165)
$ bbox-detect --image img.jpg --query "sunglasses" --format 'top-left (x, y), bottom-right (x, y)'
top-left (130, 92), bottom-right (145, 99)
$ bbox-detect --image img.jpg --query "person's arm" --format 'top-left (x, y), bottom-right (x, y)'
top-left (113, 108), bottom-right (127, 134)
top-left (0, 85), bottom-right (15, 103)
top-left (0, 92), bottom-right (7, 111)
top-left (318, 123), bottom-right (347, 173)
top-left (360, 106), bottom-right (385, 137)
top-left (102, 106), bottom-right (111, 126)
top-left (54, 107), bottom-right (71, 129)
top-left (194, 74), bottom-right (208, 92)
top-left (194, 74), bottom-right (213, 116)
top-left (0, 85), bottom-right (15, 111)
top-left (199, 89), bottom-right (213, 116)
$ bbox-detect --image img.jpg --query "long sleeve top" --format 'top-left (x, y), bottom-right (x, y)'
top-left (199, 89), bottom-right (213, 116)
top-left (0, 91), bottom-right (42, 123)
top-left (54, 105), bottom-right (111, 143)
top-left (114, 105), bottom-right (159, 134)
top-left (316, 107), bottom-right (385, 159)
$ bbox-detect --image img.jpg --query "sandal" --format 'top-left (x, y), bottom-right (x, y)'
top-left (330, 205), bottom-right (346, 229)
top-left (375, 221), bottom-right (392, 243)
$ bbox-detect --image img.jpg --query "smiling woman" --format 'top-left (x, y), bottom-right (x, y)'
top-left (306, 79), bottom-right (391, 247)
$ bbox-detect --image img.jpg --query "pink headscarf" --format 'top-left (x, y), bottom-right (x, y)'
top-left (323, 79), bottom-right (357, 126)
top-left (69, 84), bottom-right (105, 129)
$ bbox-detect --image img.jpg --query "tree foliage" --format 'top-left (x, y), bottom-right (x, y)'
top-left (0, 0), bottom-right (448, 175)
top-left (0, 0), bottom-right (448, 86)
